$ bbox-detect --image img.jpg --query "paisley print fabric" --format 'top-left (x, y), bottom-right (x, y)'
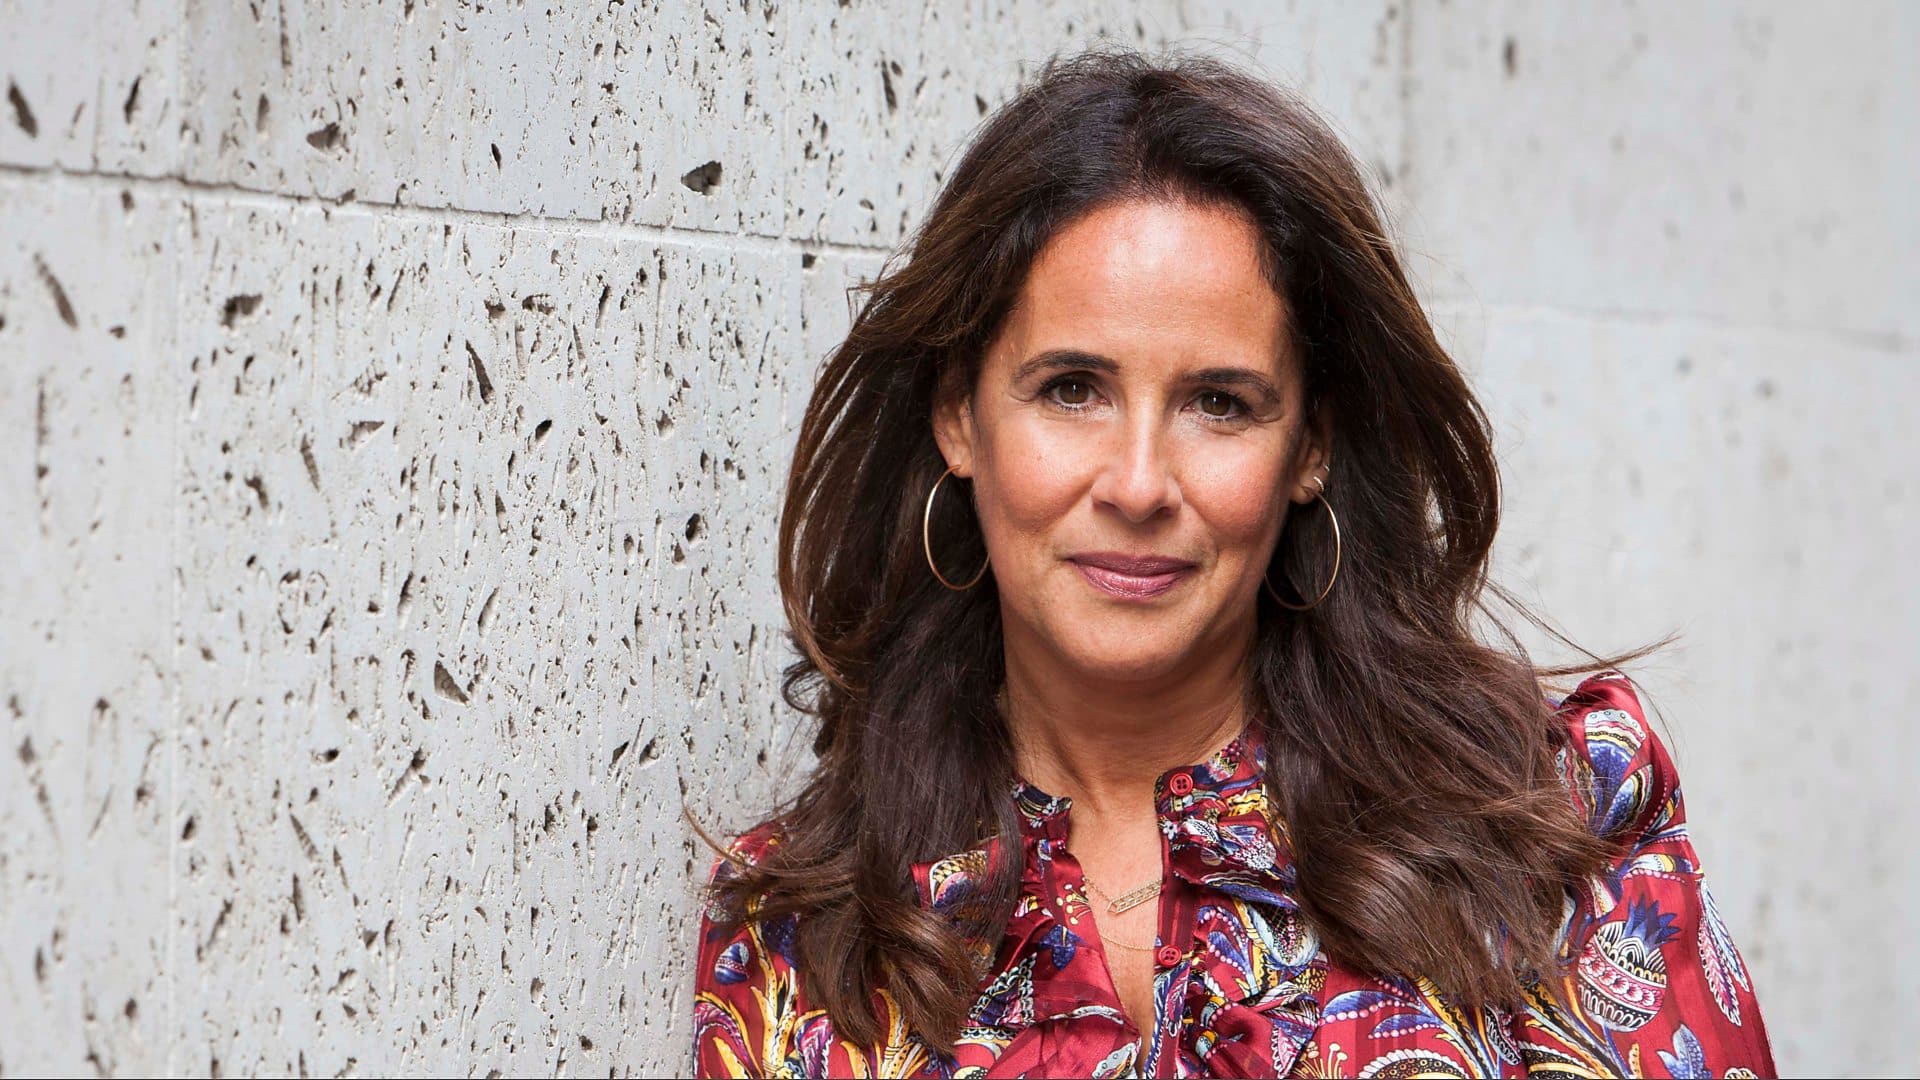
top-left (693, 671), bottom-right (1777, 1077)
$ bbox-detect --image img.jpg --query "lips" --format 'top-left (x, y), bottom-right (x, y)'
top-left (1068, 552), bottom-right (1197, 601)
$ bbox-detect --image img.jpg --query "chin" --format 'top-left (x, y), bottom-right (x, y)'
top-left (1053, 627), bottom-right (1195, 684)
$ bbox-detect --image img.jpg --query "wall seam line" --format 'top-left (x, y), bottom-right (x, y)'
top-left (0, 163), bottom-right (903, 259)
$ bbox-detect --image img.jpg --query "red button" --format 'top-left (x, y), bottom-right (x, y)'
top-left (1167, 773), bottom-right (1194, 796)
top-left (1154, 944), bottom-right (1183, 968)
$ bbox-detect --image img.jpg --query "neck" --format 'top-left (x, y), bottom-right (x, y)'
top-left (1000, 617), bottom-right (1253, 822)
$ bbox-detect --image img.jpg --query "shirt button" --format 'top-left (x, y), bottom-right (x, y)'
top-left (1154, 944), bottom-right (1183, 968)
top-left (1167, 773), bottom-right (1194, 796)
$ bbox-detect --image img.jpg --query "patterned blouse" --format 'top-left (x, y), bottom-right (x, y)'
top-left (692, 672), bottom-right (1777, 1077)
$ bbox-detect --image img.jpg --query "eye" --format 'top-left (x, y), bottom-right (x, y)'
top-left (1195, 390), bottom-right (1246, 420)
top-left (1043, 376), bottom-right (1097, 408)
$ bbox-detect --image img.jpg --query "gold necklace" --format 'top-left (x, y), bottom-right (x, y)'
top-left (1080, 868), bottom-right (1162, 915)
top-left (1097, 929), bottom-right (1157, 952)
top-left (1077, 871), bottom-right (1162, 951)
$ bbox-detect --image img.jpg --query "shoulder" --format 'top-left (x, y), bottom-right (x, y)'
top-left (696, 817), bottom-right (790, 942)
top-left (703, 818), bottom-right (785, 890)
top-left (692, 820), bottom-right (804, 1070)
top-left (1548, 670), bottom-right (1682, 850)
top-left (694, 817), bottom-right (796, 979)
top-left (1543, 676), bottom-right (1777, 1071)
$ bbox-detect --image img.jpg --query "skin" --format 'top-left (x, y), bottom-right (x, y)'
top-left (931, 196), bottom-right (1330, 1038)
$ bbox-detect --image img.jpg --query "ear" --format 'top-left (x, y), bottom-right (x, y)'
top-left (1290, 402), bottom-right (1332, 504)
top-left (931, 385), bottom-right (978, 479)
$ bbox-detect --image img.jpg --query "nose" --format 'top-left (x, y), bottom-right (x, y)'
top-left (1088, 413), bottom-right (1182, 524)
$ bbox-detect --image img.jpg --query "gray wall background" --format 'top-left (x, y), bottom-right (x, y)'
top-left (2, 2), bottom-right (1913, 1075)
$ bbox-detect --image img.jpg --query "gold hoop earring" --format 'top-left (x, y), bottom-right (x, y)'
top-left (924, 464), bottom-right (989, 591)
top-left (1264, 487), bottom-right (1342, 611)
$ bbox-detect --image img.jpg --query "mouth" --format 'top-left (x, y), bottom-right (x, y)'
top-left (1066, 552), bottom-right (1197, 601)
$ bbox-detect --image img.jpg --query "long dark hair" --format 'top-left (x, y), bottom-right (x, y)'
top-left (704, 44), bottom-right (1666, 1048)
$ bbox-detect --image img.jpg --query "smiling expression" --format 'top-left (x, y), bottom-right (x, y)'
top-left (933, 197), bottom-right (1329, 685)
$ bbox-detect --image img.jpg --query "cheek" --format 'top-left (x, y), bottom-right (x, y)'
top-left (972, 421), bottom-right (1086, 540)
top-left (1182, 444), bottom-right (1291, 551)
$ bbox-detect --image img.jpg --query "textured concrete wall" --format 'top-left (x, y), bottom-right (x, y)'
top-left (1, 2), bottom-right (1911, 1075)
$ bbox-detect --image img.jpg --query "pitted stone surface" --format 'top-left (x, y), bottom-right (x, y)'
top-left (1402, 2), bottom-right (1920, 341)
top-left (0, 0), bottom-right (181, 174)
top-left (1, 2), bottom-right (1914, 1075)
top-left (167, 3), bottom-right (1193, 240)
top-left (161, 203), bottom-right (805, 1074)
top-left (0, 179), bottom-right (182, 1076)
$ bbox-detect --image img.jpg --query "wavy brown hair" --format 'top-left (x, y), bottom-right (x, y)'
top-left (704, 45), bottom-right (1667, 1048)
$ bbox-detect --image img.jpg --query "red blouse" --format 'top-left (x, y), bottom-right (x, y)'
top-left (693, 672), bottom-right (1777, 1076)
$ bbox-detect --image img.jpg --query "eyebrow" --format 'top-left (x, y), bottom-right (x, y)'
top-left (1010, 348), bottom-right (1282, 403)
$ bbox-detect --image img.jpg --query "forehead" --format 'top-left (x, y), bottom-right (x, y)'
top-left (996, 198), bottom-right (1293, 376)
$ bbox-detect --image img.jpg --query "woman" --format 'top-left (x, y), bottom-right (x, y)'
top-left (692, 47), bottom-right (1776, 1078)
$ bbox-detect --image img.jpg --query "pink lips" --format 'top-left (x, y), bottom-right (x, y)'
top-left (1068, 552), bottom-right (1197, 601)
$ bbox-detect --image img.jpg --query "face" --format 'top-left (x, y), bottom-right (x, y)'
top-left (933, 197), bottom-right (1329, 687)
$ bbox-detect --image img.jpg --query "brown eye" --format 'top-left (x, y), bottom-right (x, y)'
top-left (1051, 378), bottom-right (1093, 406)
top-left (1197, 391), bottom-right (1240, 418)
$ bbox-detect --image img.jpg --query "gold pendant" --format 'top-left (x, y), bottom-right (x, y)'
top-left (1105, 881), bottom-right (1161, 914)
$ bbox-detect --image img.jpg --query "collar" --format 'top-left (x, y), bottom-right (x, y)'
top-left (913, 726), bottom-right (1299, 907)
top-left (907, 725), bottom-right (1325, 1066)
top-left (906, 725), bottom-right (1304, 988)
top-left (999, 725), bottom-right (1300, 908)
